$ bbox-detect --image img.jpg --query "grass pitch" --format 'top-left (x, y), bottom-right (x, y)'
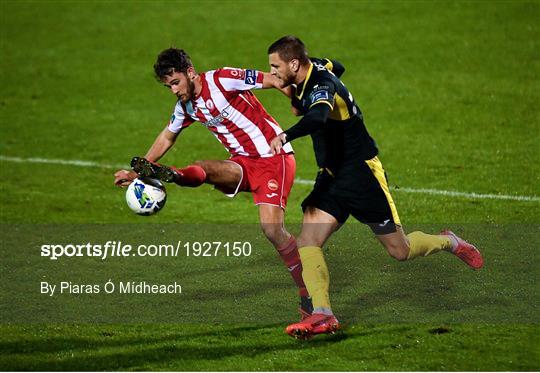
top-left (1, 0), bottom-right (539, 371)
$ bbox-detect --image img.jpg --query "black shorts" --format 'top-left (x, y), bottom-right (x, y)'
top-left (301, 156), bottom-right (401, 235)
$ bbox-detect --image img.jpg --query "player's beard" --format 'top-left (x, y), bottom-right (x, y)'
top-left (186, 78), bottom-right (195, 100)
top-left (178, 79), bottom-right (196, 103)
top-left (280, 70), bottom-right (296, 88)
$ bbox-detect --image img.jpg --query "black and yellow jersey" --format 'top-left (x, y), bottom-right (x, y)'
top-left (309, 57), bottom-right (345, 78)
top-left (285, 59), bottom-right (378, 171)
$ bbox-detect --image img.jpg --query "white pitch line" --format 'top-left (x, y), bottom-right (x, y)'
top-left (0, 155), bottom-right (129, 170)
top-left (293, 179), bottom-right (539, 201)
top-left (1, 155), bottom-right (539, 202)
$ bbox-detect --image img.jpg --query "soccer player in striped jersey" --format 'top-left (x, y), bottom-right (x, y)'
top-left (267, 36), bottom-right (484, 339)
top-left (114, 48), bottom-right (314, 317)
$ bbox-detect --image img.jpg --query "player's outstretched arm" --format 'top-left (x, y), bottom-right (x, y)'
top-left (284, 103), bottom-right (331, 141)
top-left (113, 128), bottom-right (179, 187)
top-left (261, 72), bottom-right (293, 97)
top-left (270, 103), bottom-right (331, 155)
top-left (144, 127), bottom-right (179, 162)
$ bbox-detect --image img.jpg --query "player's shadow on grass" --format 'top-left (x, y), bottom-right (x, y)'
top-left (0, 323), bottom-right (355, 370)
top-left (333, 252), bottom-right (491, 323)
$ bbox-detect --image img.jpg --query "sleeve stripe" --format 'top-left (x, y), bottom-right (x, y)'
top-left (309, 100), bottom-right (334, 110)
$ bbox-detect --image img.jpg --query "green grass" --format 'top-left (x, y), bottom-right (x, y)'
top-left (1, 324), bottom-right (538, 371)
top-left (1, 0), bottom-right (539, 371)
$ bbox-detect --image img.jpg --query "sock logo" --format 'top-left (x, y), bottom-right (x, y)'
top-left (287, 264), bottom-right (300, 272)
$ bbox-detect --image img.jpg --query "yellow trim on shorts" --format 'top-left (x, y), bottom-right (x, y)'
top-left (364, 156), bottom-right (401, 225)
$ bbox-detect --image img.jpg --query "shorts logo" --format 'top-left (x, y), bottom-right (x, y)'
top-left (267, 179), bottom-right (279, 191)
top-left (206, 99), bottom-right (215, 110)
top-left (379, 219), bottom-right (391, 227)
top-left (245, 69), bottom-right (257, 85)
top-left (169, 114), bottom-right (176, 124)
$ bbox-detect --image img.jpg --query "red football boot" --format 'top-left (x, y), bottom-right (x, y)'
top-left (285, 313), bottom-right (340, 339)
top-left (299, 308), bottom-right (312, 321)
top-left (441, 230), bottom-right (484, 269)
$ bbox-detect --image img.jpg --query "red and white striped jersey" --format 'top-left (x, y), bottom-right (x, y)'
top-left (167, 68), bottom-right (293, 158)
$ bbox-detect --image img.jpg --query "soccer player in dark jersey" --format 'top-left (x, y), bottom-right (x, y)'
top-left (267, 36), bottom-right (484, 339)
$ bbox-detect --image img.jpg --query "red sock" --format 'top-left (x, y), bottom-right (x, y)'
top-left (277, 236), bottom-right (308, 297)
top-left (172, 165), bottom-right (206, 187)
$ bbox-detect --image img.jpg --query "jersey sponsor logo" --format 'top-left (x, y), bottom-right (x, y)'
top-left (202, 107), bottom-right (231, 127)
top-left (309, 90), bottom-right (330, 105)
top-left (244, 69), bottom-right (257, 85)
top-left (313, 84), bottom-right (330, 91)
top-left (267, 179), bottom-right (279, 191)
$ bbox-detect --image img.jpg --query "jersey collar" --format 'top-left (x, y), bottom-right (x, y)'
top-left (295, 63), bottom-right (314, 100)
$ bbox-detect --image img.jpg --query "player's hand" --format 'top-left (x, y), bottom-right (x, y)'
top-left (114, 170), bottom-right (137, 187)
top-left (291, 106), bottom-right (301, 116)
top-left (270, 133), bottom-right (287, 155)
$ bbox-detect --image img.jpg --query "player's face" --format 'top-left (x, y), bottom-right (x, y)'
top-left (161, 70), bottom-right (195, 103)
top-left (269, 52), bottom-right (296, 87)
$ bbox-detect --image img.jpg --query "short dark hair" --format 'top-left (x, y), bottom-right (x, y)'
top-left (267, 35), bottom-right (310, 65)
top-left (154, 48), bottom-right (193, 80)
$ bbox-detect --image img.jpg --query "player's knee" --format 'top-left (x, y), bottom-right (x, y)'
top-left (297, 235), bottom-right (323, 250)
top-left (193, 160), bottom-right (209, 172)
top-left (260, 223), bottom-right (283, 246)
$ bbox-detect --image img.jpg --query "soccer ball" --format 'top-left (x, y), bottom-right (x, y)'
top-left (126, 177), bottom-right (167, 216)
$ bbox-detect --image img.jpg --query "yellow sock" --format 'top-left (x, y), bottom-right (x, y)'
top-left (407, 231), bottom-right (453, 259)
top-left (299, 246), bottom-right (331, 309)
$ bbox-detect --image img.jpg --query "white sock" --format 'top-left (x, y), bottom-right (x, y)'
top-left (313, 307), bottom-right (333, 316)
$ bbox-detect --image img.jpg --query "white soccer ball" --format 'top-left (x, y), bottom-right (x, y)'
top-left (126, 177), bottom-right (167, 216)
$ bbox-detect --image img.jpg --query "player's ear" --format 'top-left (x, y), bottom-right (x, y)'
top-left (187, 66), bottom-right (196, 80)
top-left (290, 59), bottom-right (299, 72)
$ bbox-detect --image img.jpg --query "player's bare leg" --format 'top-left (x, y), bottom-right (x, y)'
top-left (286, 207), bottom-right (341, 339)
top-left (376, 226), bottom-right (483, 269)
top-left (259, 204), bottom-right (313, 317)
top-left (193, 160), bottom-right (242, 193)
top-left (296, 207), bottom-right (341, 249)
top-left (375, 226), bottom-right (412, 261)
top-left (131, 157), bottom-right (243, 190)
top-left (258, 204), bottom-right (290, 247)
